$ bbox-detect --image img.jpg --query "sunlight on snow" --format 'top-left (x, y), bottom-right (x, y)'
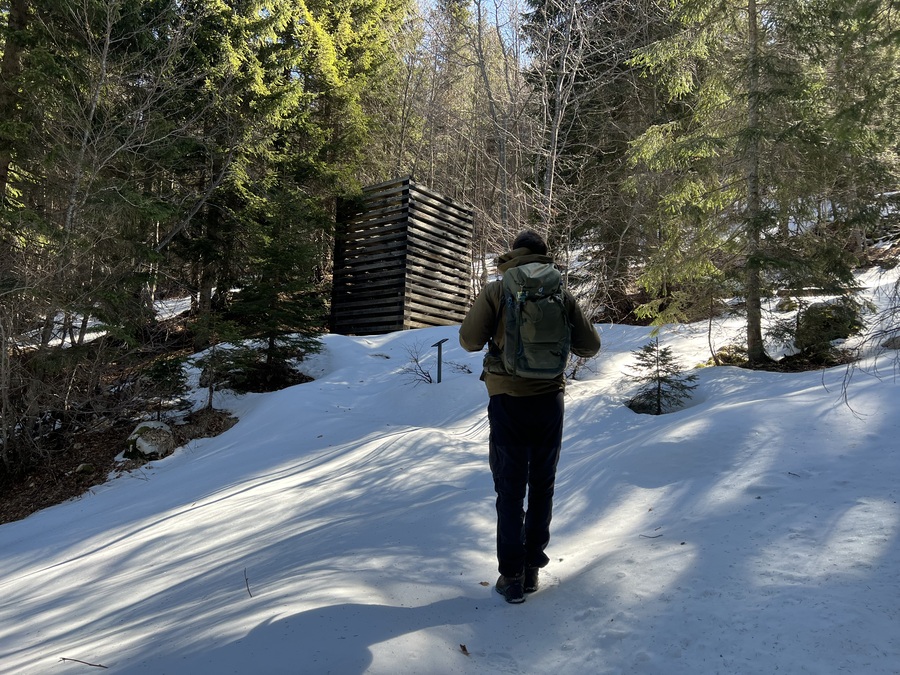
top-left (755, 498), bottom-right (899, 584)
top-left (656, 417), bottom-right (713, 442)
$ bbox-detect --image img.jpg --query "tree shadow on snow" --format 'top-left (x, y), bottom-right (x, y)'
top-left (128, 596), bottom-right (475, 674)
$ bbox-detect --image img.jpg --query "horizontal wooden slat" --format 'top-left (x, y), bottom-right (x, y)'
top-left (405, 301), bottom-right (467, 327)
top-left (360, 176), bottom-right (413, 193)
top-left (332, 176), bottom-right (474, 335)
top-left (406, 242), bottom-right (471, 277)
top-left (406, 277), bottom-right (470, 305)
top-left (338, 235), bottom-right (394, 256)
top-left (338, 195), bottom-right (404, 218)
top-left (405, 258), bottom-right (469, 284)
top-left (405, 274), bottom-right (471, 301)
top-left (338, 178), bottom-right (410, 206)
top-left (409, 197), bottom-right (474, 234)
top-left (408, 206), bottom-right (472, 237)
top-left (407, 222), bottom-right (471, 261)
top-left (339, 252), bottom-right (404, 270)
top-left (341, 176), bottom-right (410, 201)
top-left (405, 268), bottom-right (472, 300)
top-left (409, 212), bottom-right (473, 247)
top-left (406, 294), bottom-right (468, 318)
top-left (410, 182), bottom-right (473, 215)
top-left (333, 310), bottom-right (404, 324)
top-left (333, 302), bottom-right (404, 318)
top-left (342, 200), bottom-right (407, 223)
top-left (338, 219), bottom-right (407, 243)
top-left (354, 194), bottom-right (409, 214)
top-left (332, 279), bottom-right (405, 296)
top-left (334, 271), bottom-right (399, 283)
top-left (337, 256), bottom-right (404, 272)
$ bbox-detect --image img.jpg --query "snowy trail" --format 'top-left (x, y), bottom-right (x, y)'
top-left (2, 281), bottom-right (900, 673)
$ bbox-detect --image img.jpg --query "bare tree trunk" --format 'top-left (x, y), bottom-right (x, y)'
top-left (0, 0), bottom-right (29, 206)
top-left (63, 0), bottom-right (116, 234)
top-left (0, 313), bottom-right (13, 470)
top-left (39, 314), bottom-right (55, 349)
top-left (472, 0), bottom-right (520, 233)
top-left (745, 0), bottom-right (769, 364)
top-left (77, 315), bottom-right (90, 346)
top-left (539, 0), bottom-right (580, 234)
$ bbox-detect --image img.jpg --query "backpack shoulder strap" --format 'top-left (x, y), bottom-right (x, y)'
top-left (487, 281), bottom-right (507, 356)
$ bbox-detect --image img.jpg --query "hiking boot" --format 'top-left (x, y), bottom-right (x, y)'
top-left (524, 567), bottom-right (540, 593)
top-left (495, 573), bottom-right (526, 604)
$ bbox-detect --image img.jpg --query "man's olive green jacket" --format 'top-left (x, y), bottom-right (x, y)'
top-left (459, 247), bottom-right (601, 397)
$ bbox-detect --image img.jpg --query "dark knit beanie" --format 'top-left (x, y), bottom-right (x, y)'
top-left (512, 230), bottom-right (548, 255)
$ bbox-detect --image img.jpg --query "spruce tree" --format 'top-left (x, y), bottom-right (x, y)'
top-left (626, 337), bottom-right (698, 415)
top-left (0, 0), bottom-right (408, 470)
top-left (627, 0), bottom-right (899, 365)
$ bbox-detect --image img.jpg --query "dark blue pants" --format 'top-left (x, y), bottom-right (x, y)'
top-left (488, 391), bottom-right (564, 577)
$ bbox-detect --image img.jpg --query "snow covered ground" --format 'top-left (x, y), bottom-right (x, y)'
top-left (1, 269), bottom-right (899, 674)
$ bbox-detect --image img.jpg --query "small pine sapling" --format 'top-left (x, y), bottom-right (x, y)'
top-left (626, 337), bottom-right (698, 415)
top-left (191, 314), bottom-right (244, 410)
top-left (142, 356), bottom-right (190, 420)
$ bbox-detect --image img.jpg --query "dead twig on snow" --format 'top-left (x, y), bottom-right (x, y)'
top-left (244, 567), bottom-right (253, 597)
top-left (59, 657), bottom-right (108, 669)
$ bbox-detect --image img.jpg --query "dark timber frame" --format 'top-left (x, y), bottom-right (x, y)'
top-left (331, 177), bottom-right (474, 335)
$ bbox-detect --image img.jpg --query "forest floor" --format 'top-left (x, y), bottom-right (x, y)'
top-left (0, 409), bottom-right (237, 526)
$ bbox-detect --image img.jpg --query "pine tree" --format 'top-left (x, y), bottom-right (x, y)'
top-left (626, 337), bottom-right (698, 415)
top-left (627, 0), bottom-right (899, 365)
top-left (223, 185), bottom-right (326, 390)
top-left (0, 0), bottom-right (407, 470)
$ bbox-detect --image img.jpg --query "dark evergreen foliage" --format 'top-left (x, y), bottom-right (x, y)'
top-left (795, 298), bottom-right (867, 359)
top-left (0, 0), bottom-right (404, 473)
top-left (626, 337), bottom-right (698, 415)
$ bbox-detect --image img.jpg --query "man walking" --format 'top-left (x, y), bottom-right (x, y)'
top-left (459, 230), bottom-right (601, 603)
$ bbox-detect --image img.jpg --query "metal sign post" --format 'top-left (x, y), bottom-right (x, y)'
top-left (431, 338), bottom-right (449, 383)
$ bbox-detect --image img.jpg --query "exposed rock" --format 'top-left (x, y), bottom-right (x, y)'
top-left (775, 297), bottom-right (798, 313)
top-left (124, 421), bottom-right (176, 461)
top-left (172, 408), bottom-right (238, 445)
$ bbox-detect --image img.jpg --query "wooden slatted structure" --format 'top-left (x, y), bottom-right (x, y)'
top-left (331, 177), bottom-right (474, 335)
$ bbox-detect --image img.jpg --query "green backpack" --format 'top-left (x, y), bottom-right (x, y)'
top-left (495, 262), bottom-right (572, 379)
